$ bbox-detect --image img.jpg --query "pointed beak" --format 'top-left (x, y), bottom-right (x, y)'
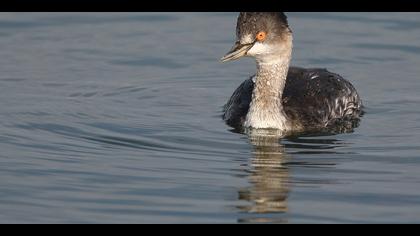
top-left (220, 41), bottom-right (254, 62)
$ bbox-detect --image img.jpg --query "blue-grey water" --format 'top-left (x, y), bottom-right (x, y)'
top-left (0, 12), bottom-right (420, 223)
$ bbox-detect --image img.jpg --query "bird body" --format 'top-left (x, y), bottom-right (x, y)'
top-left (220, 12), bottom-right (362, 133)
top-left (223, 67), bottom-right (362, 132)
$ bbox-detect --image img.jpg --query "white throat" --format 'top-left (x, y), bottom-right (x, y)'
top-left (244, 40), bottom-right (293, 130)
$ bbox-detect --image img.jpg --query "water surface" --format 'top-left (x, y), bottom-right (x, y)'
top-left (0, 12), bottom-right (420, 223)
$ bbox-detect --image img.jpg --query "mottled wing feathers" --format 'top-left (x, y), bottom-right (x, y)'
top-left (222, 76), bottom-right (254, 128)
top-left (284, 67), bottom-right (362, 129)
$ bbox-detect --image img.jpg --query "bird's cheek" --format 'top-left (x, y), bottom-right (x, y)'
top-left (246, 43), bottom-right (266, 56)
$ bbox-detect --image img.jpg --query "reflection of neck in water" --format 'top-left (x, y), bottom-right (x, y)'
top-left (238, 133), bottom-right (290, 214)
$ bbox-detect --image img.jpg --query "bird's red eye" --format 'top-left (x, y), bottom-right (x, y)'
top-left (256, 31), bottom-right (266, 41)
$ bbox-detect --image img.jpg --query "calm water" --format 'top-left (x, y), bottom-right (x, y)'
top-left (0, 12), bottom-right (420, 223)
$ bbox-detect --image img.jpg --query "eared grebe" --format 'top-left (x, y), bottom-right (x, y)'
top-left (221, 12), bottom-right (362, 133)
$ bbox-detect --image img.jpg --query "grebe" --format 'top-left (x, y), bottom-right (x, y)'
top-left (221, 12), bottom-right (362, 133)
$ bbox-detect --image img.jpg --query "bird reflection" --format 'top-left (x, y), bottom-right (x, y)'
top-left (237, 132), bottom-right (290, 214)
top-left (233, 121), bottom-right (359, 222)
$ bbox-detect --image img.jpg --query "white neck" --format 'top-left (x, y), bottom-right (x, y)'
top-left (244, 39), bottom-right (293, 130)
